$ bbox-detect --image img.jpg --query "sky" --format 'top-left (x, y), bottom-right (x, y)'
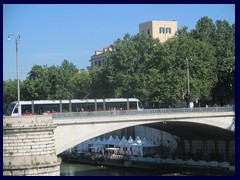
top-left (3, 4), bottom-right (235, 80)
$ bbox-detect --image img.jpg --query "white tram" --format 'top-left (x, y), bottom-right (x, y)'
top-left (5, 98), bottom-right (144, 116)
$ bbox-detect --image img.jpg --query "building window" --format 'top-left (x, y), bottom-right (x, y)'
top-left (99, 60), bottom-right (101, 67)
top-left (159, 27), bottom-right (165, 34)
top-left (95, 61), bottom-right (97, 66)
top-left (166, 27), bottom-right (171, 34)
top-left (147, 29), bottom-right (150, 35)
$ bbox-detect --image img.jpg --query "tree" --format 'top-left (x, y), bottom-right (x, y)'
top-left (71, 71), bottom-right (91, 99)
top-left (22, 65), bottom-right (51, 100)
top-left (211, 21), bottom-right (235, 105)
top-left (161, 31), bottom-right (218, 107)
top-left (21, 60), bottom-right (79, 100)
top-left (191, 17), bottom-right (235, 105)
top-left (105, 33), bottom-right (163, 102)
top-left (190, 16), bottom-right (216, 43)
top-left (3, 79), bottom-right (18, 113)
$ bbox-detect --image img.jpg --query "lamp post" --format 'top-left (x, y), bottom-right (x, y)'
top-left (186, 58), bottom-right (192, 107)
top-left (8, 34), bottom-right (21, 116)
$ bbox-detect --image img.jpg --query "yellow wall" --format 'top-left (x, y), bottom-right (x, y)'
top-left (139, 21), bottom-right (178, 43)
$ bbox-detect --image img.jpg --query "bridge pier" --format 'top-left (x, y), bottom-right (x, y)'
top-left (3, 116), bottom-right (60, 176)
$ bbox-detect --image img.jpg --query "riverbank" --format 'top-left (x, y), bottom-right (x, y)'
top-left (59, 154), bottom-right (235, 176)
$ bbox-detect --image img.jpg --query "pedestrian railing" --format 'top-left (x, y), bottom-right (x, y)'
top-left (52, 106), bottom-right (234, 119)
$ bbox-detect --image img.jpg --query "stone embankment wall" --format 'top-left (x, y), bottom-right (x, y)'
top-left (3, 116), bottom-right (60, 176)
top-left (176, 139), bottom-right (235, 164)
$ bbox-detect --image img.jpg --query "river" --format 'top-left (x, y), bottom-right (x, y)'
top-left (60, 161), bottom-right (162, 176)
top-left (60, 161), bottom-right (234, 176)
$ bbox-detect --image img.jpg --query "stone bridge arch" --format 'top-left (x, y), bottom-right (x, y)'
top-left (53, 111), bottom-right (234, 155)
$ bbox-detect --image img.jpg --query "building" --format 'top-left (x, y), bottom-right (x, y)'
top-left (89, 45), bottom-right (114, 69)
top-left (139, 20), bottom-right (178, 43)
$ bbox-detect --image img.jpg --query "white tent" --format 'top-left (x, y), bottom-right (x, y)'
top-left (102, 137), bottom-right (108, 145)
top-left (134, 136), bottom-right (142, 145)
top-left (127, 136), bottom-right (135, 155)
top-left (113, 136), bottom-right (120, 147)
top-left (106, 135), bottom-right (115, 147)
top-left (141, 137), bottom-right (157, 147)
top-left (119, 136), bottom-right (128, 145)
top-left (87, 138), bottom-right (97, 145)
top-left (95, 137), bottom-right (102, 145)
top-left (119, 136), bottom-right (128, 155)
top-left (89, 137), bottom-right (104, 153)
top-left (130, 136), bottom-right (143, 156)
top-left (141, 137), bottom-right (158, 156)
top-left (127, 136), bottom-right (134, 144)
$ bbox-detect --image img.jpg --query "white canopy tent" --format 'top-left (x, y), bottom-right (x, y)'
top-left (141, 137), bottom-right (158, 147)
top-left (119, 136), bottom-right (128, 155)
top-left (141, 137), bottom-right (159, 156)
top-left (134, 136), bottom-right (142, 145)
top-left (101, 137), bottom-right (108, 145)
top-left (113, 136), bottom-right (120, 147)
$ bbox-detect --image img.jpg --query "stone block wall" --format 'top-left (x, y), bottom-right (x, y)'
top-left (3, 116), bottom-right (60, 176)
top-left (176, 139), bottom-right (235, 164)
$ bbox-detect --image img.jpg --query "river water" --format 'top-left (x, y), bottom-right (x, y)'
top-left (60, 161), bottom-right (234, 176)
top-left (60, 161), bottom-right (162, 176)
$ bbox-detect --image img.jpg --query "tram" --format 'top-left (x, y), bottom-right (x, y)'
top-left (5, 98), bottom-right (144, 116)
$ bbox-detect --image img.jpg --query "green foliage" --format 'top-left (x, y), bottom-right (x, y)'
top-left (190, 17), bottom-right (235, 105)
top-left (3, 79), bottom-right (18, 113)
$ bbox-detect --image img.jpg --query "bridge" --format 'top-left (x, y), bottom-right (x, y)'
top-left (3, 107), bottom-right (235, 176)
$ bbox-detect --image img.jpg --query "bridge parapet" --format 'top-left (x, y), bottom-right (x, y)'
top-left (3, 115), bottom-right (53, 128)
top-left (52, 107), bottom-right (234, 119)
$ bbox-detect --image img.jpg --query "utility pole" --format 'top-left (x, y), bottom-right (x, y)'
top-left (8, 34), bottom-right (21, 116)
top-left (186, 58), bottom-right (192, 107)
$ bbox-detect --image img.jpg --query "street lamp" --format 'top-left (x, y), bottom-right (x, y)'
top-left (8, 34), bottom-right (21, 116)
top-left (186, 57), bottom-right (192, 107)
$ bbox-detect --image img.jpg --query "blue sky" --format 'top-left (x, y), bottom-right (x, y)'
top-left (3, 4), bottom-right (235, 80)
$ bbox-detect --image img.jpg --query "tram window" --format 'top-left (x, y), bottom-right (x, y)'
top-left (86, 103), bottom-right (95, 111)
top-left (97, 103), bottom-right (103, 111)
top-left (129, 102), bottom-right (137, 109)
top-left (21, 105), bottom-right (32, 115)
top-left (6, 103), bottom-right (16, 116)
top-left (120, 102), bottom-right (127, 110)
top-left (13, 107), bottom-right (18, 113)
top-left (34, 104), bottom-right (60, 115)
top-left (72, 103), bottom-right (84, 112)
top-left (106, 102), bottom-right (119, 110)
top-left (106, 102), bottom-right (127, 110)
top-left (72, 103), bottom-right (95, 112)
top-left (62, 103), bottom-right (69, 112)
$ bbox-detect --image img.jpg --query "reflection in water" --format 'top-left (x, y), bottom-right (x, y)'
top-left (60, 161), bottom-right (160, 176)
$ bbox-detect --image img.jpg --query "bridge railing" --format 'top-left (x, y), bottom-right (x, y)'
top-left (52, 106), bottom-right (234, 119)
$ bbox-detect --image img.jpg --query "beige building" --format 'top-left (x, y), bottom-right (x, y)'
top-left (89, 45), bottom-right (114, 69)
top-left (139, 20), bottom-right (178, 43)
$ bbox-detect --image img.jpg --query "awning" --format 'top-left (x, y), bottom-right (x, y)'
top-left (105, 147), bottom-right (120, 151)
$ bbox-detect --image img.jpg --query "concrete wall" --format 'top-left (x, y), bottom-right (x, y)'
top-left (139, 20), bottom-right (178, 43)
top-left (3, 116), bottom-right (60, 176)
